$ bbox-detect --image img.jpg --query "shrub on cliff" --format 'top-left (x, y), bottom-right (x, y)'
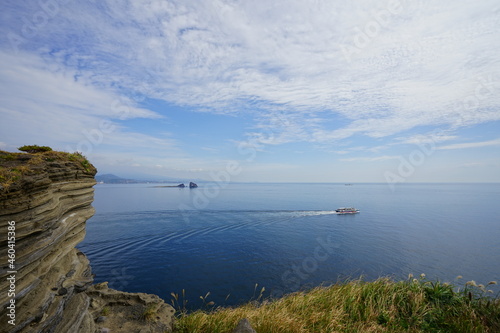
top-left (18, 145), bottom-right (53, 153)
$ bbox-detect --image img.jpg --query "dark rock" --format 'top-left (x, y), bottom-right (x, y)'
top-left (18, 154), bottom-right (32, 161)
top-left (189, 182), bottom-right (198, 188)
top-left (58, 287), bottom-right (68, 296)
top-left (177, 183), bottom-right (185, 188)
top-left (232, 318), bottom-right (256, 333)
top-left (96, 316), bottom-right (107, 323)
top-left (75, 280), bottom-right (93, 293)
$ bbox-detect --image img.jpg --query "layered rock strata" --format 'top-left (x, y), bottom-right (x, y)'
top-left (0, 151), bottom-right (174, 333)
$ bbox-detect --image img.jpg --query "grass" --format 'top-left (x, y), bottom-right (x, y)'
top-left (101, 306), bottom-right (110, 316)
top-left (142, 304), bottom-right (159, 322)
top-left (0, 166), bottom-right (33, 186)
top-left (173, 276), bottom-right (500, 333)
top-left (0, 149), bottom-right (95, 190)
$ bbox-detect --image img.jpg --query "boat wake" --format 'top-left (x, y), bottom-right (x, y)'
top-left (282, 210), bottom-right (339, 217)
top-left (82, 209), bottom-right (346, 259)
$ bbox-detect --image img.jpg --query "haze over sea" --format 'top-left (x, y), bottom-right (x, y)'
top-left (79, 182), bottom-right (500, 309)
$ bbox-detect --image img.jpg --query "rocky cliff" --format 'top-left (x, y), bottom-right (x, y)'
top-left (0, 150), bottom-right (174, 333)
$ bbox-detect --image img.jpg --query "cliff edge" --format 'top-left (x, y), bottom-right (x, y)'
top-left (0, 150), bottom-right (174, 333)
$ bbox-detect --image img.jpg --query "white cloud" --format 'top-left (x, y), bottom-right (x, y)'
top-left (398, 133), bottom-right (458, 145)
top-left (1, 0), bottom-right (500, 171)
top-left (0, 50), bottom-right (177, 159)
top-left (340, 155), bottom-right (400, 162)
top-left (3, 2), bottom-right (499, 123)
top-left (438, 138), bottom-right (500, 150)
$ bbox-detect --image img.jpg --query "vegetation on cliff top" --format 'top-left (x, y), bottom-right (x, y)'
top-left (174, 276), bottom-right (500, 333)
top-left (17, 144), bottom-right (54, 153)
top-left (0, 146), bottom-right (95, 190)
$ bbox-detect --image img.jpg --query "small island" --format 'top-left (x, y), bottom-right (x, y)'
top-left (154, 182), bottom-right (199, 188)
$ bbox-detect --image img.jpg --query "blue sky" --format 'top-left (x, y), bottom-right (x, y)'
top-left (1, 0), bottom-right (499, 183)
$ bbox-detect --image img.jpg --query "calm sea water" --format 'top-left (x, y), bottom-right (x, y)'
top-left (79, 183), bottom-right (500, 308)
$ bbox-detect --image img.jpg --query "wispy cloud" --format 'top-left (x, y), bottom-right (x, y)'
top-left (1, 0), bottom-right (500, 181)
top-left (2, 0), bottom-right (499, 145)
top-left (340, 155), bottom-right (400, 162)
top-left (398, 133), bottom-right (458, 145)
top-left (438, 138), bottom-right (500, 150)
top-left (0, 50), bottom-right (174, 155)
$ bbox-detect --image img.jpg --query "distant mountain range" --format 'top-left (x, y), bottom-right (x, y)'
top-left (95, 173), bottom-right (184, 184)
top-left (96, 174), bottom-right (141, 184)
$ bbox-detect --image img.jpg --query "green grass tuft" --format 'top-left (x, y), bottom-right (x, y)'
top-left (142, 304), bottom-right (158, 322)
top-left (101, 306), bottom-right (110, 316)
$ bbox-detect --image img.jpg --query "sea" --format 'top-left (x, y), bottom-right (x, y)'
top-left (79, 182), bottom-right (500, 309)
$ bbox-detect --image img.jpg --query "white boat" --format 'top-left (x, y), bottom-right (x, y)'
top-left (335, 207), bottom-right (359, 214)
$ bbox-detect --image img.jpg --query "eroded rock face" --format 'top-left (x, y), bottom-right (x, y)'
top-left (0, 152), bottom-right (174, 333)
top-left (87, 282), bottom-right (176, 333)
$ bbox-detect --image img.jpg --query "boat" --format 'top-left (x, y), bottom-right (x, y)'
top-left (335, 207), bottom-right (360, 214)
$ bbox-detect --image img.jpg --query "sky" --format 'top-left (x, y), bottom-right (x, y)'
top-left (0, 0), bottom-right (499, 183)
